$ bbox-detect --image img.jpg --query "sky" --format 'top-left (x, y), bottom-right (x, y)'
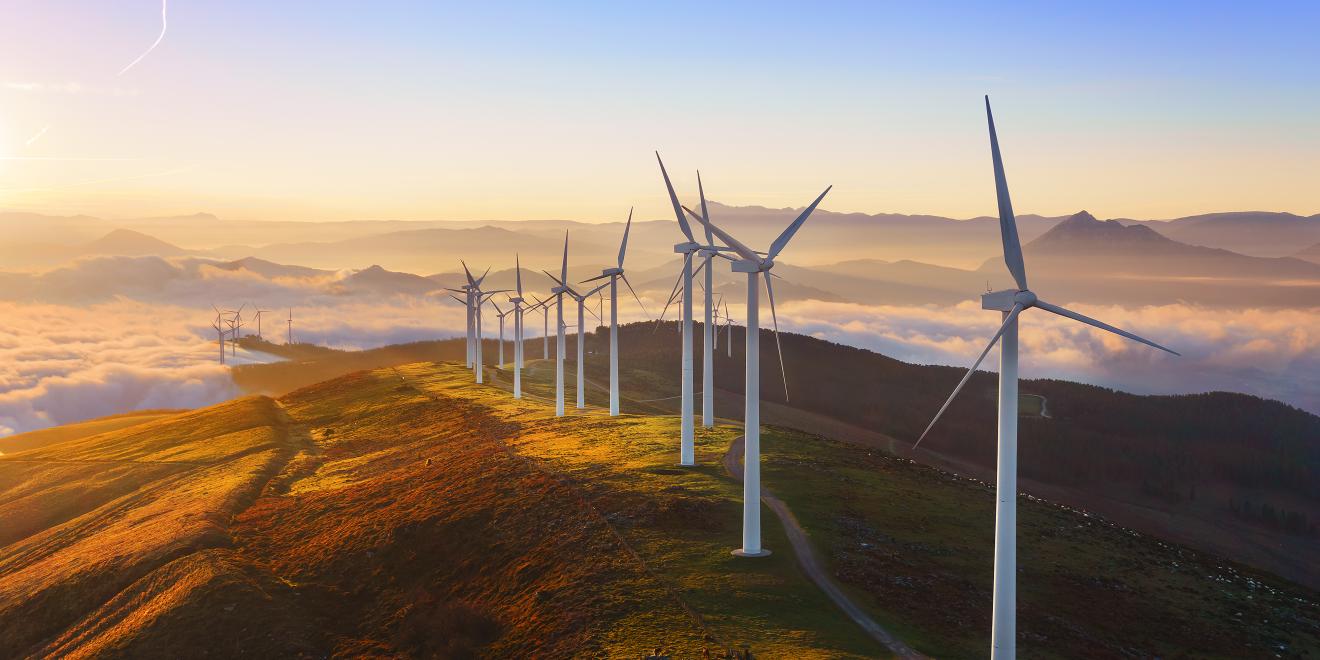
top-left (1, 1), bottom-right (1318, 222)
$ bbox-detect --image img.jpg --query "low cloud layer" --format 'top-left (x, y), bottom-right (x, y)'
top-left (767, 300), bottom-right (1320, 413)
top-left (1, 254), bottom-right (1315, 437)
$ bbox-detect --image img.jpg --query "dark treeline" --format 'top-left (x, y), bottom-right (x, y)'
top-left (593, 321), bottom-right (1320, 535)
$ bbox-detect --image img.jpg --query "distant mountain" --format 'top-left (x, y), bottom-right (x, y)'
top-left (82, 229), bottom-right (187, 257)
top-left (334, 265), bottom-right (439, 295)
top-left (210, 257), bottom-right (331, 280)
top-left (984, 210), bottom-right (1320, 280)
top-left (1293, 242), bottom-right (1320, 265)
top-left (1140, 212), bottom-right (1320, 258)
top-left (967, 211), bottom-right (1320, 306)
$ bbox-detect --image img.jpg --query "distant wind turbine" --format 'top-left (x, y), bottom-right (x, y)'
top-left (580, 208), bottom-right (649, 416)
top-left (546, 266), bottom-right (607, 411)
top-left (286, 308), bottom-right (294, 345)
top-left (510, 255), bottom-right (527, 398)
top-left (692, 178), bottom-right (831, 558)
top-left (914, 96), bottom-right (1178, 660)
top-left (490, 299), bottom-right (511, 368)
top-left (253, 309), bottom-right (272, 340)
top-left (211, 305), bottom-right (228, 364)
top-left (549, 232), bottom-right (571, 416)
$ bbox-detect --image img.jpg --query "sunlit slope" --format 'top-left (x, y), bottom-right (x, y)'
top-left (0, 363), bottom-right (882, 658)
top-left (0, 409), bottom-right (180, 455)
top-left (0, 397), bottom-right (295, 657)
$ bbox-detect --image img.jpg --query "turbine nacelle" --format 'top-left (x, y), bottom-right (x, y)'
top-left (730, 258), bottom-right (771, 273)
top-left (982, 288), bottom-right (1036, 311)
top-left (674, 241), bottom-right (701, 254)
top-left (599, 266), bottom-right (623, 277)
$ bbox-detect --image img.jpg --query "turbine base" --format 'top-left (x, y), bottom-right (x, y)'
top-left (731, 549), bottom-right (772, 558)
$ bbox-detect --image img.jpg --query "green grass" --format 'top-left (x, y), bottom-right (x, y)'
top-left (401, 362), bottom-right (889, 658)
top-left (758, 428), bottom-right (1320, 658)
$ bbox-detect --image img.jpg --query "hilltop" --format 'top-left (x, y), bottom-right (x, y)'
top-left (2, 360), bottom-right (1317, 657)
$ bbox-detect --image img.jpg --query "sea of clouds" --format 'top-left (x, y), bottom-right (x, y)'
top-left (0, 254), bottom-right (1316, 436)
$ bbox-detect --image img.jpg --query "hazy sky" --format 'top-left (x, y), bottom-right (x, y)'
top-left (1, 1), bottom-right (1317, 222)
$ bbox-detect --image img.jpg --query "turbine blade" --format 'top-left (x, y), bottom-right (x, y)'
top-left (686, 206), bottom-right (760, 263)
top-left (618, 207), bottom-right (632, 268)
top-left (1035, 299), bottom-right (1180, 355)
top-left (657, 152), bottom-right (696, 241)
top-left (986, 96), bottom-right (1028, 291)
top-left (448, 294), bottom-right (465, 305)
top-left (763, 271), bottom-right (790, 402)
top-left (476, 266), bottom-right (490, 287)
top-left (697, 170), bottom-right (713, 246)
top-left (620, 273), bottom-right (650, 318)
top-left (515, 253), bottom-right (523, 296)
top-left (561, 230), bottom-right (569, 283)
top-left (461, 260), bottom-right (474, 285)
top-left (580, 272), bottom-right (612, 283)
top-left (767, 185), bottom-right (832, 260)
top-left (914, 304), bottom-right (1024, 448)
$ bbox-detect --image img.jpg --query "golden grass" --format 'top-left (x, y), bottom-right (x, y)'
top-left (0, 410), bottom-right (180, 456)
top-left (0, 397), bottom-right (294, 657)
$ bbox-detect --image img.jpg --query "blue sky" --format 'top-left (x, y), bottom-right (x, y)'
top-left (1, 0), bottom-right (1317, 220)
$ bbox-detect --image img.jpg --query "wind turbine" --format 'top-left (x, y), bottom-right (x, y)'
top-left (286, 308), bottom-right (294, 345)
top-left (656, 153), bottom-right (705, 465)
top-left (490, 299), bottom-right (511, 369)
top-left (546, 265), bottom-right (606, 411)
top-left (580, 208), bottom-right (649, 416)
top-left (529, 294), bottom-right (553, 360)
top-left (253, 309), bottom-right (272, 340)
top-left (549, 232), bottom-right (570, 416)
top-left (914, 96), bottom-right (1178, 659)
top-left (510, 255), bottom-right (527, 398)
top-left (223, 304), bottom-right (246, 357)
top-left (691, 179), bottom-right (831, 559)
top-left (685, 176), bottom-right (722, 429)
top-left (211, 306), bottom-right (228, 364)
top-left (723, 298), bottom-right (732, 357)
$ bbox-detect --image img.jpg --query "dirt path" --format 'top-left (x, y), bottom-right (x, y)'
top-left (722, 435), bottom-right (924, 659)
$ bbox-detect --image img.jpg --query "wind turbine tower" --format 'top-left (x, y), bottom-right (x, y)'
top-left (580, 208), bottom-right (648, 416)
top-left (916, 97), bottom-right (1178, 660)
top-left (656, 154), bottom-right (701, 465)
top-left (692, 179), bottom-right (831, 559)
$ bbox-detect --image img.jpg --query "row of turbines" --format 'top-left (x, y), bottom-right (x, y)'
top-left (449, 98), bottom-right (1179, 659)
top-left (209, 305), bottom-right (295, 364)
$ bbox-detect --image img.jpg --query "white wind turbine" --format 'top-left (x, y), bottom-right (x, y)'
top-left (253, 309), bottom-right (272, 340)
top-left (915, 96), bottom-right (1178, 660)
top-left (692, 181), bottom-right (831, 558)
top-left (211, 306), bottom-right (228, 364)
top-left (656, 153), bottom-right (711, 465)
top-left (510, 255), bottom-right (527, 398)
top-left (548, 232), bottom-right (570, 416)
top-left (579, 208), bottom-right (650, 416)
top-left (529, 294), bottom-right (553, 360)
top-left (545, 267), bottom-right (606, 411)
top-left (286, 308), bottom-right (294, 345)
top-left (490, 299), bottom-right (511, 368)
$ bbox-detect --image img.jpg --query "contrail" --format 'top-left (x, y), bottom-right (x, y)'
top-left (25, 125), bottom-right (51, 146)
top-left (118, 0), bottom-right (168, 76)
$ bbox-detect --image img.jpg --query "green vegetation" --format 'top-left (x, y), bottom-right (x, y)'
top-left (8, 349), bottom-right (1317, 657)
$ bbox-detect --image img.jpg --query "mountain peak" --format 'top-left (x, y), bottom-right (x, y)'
top-left (1029, 210), bottom-right (1174, 251)
top-left (83, 229), bottom-right (186, 256)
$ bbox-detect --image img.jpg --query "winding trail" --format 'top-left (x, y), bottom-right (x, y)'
top-left (722, 435), bottom-right (924, 659)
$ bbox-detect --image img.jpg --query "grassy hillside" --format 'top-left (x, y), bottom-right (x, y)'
top-left (0, 409), bottom-right (180, 455)
top-left (3, 359), bottom-right (1318, 656)
top-left (601, 321), bottom-right (1320, 591)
